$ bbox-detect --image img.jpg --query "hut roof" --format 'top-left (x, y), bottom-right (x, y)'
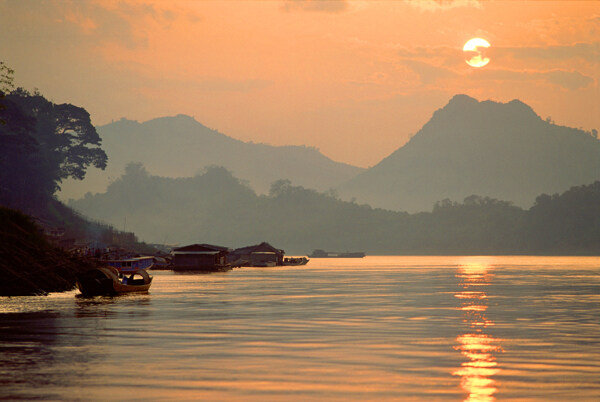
top-left (233, 241), bottom-right (284, 255)
top-left (173, 243), bottom-right (231, 253)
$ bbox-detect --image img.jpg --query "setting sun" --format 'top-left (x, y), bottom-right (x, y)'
top-left (464, 38), bottom-right (491, 68)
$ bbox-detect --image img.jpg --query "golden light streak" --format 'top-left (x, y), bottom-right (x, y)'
top-left (453, 261), bottom-right (502, 402)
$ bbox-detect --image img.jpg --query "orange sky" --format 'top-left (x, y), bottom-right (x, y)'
top-left (1, 0), bottom-right (598, 167)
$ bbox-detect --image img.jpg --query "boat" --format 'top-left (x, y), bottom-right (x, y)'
top-left (308, 249), bottom-right (365, 258)
top-left (76, 266), bottom-right (152, 296)
top-left (282, 257), bottom-right (310, 266)
top-left (104, 256), bottom-right (154, 274)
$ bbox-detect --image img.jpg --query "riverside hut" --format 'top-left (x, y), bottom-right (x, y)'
top-left (172, 243), bottom-right (231, 271)
top-left (231, 242), bottom-right (285, 267)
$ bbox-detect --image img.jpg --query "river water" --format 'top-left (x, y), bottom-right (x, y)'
top-left (1, 256), bottom-right (599, 401)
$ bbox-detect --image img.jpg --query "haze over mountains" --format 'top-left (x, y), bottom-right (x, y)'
top-left (339, 94), bottom-right (600, 212)
top-left (65, 93), bottom-right (600, 253)
top-left (69, 164), bottom-right (600, 255)
top-left (63, 94), bottom-right (600, 216)
top-left (58, 114), bottom-right (364, 200)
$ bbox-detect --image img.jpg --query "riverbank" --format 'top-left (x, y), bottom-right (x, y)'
top-left (0, 207), bottom-right (99, 296)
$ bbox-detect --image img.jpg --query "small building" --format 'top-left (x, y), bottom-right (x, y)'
top-left (231, 242), bottom-right (285, 267)
top-left (172, 243), bottom-right (231, 271)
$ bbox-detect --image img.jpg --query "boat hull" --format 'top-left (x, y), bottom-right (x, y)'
top-left (282, 257), bottom-right (310, 266)
top-left (77, 267), bottom-right (152, 296)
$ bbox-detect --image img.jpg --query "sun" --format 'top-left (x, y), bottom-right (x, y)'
top-left (463, 38), bottom-right (490, 68)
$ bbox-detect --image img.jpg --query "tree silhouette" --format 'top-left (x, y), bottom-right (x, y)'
top-left (0, 88), bottom-right (107, 213)
top-left (0, 61), bottom-right (15, 125)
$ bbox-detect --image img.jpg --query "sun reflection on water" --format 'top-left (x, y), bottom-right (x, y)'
top-left (454, 261), bottom-right (503, 402)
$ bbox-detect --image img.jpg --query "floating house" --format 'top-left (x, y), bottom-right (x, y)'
top-left (231, 242), bottom-right (285, 267)
top-left (172, 243), bottom-right (231, 271)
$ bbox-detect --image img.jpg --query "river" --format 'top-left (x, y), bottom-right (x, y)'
top-left (1, 256), bottom-right (599, 401)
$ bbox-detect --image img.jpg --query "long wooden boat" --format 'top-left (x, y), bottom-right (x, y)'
top-left (76, 266), bottom-right (152, 296)
top-left (104, 256), bottom-right (154, 274)
top-left (282, 257), bottom-right (310, 266)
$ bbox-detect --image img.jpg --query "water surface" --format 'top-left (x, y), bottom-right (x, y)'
top-left (1, 256), bottom-right (599, 401)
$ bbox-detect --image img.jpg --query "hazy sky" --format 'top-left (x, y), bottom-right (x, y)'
top-left (1, 0), bottom-right (598, 167)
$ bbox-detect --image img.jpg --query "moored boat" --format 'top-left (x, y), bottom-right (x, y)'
top-left (282, 257), bottom-right (310, 266)
top-left (76, 266), bottom-right (152, 296)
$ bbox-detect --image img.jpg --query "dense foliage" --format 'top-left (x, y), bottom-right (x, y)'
top-left (0, 88), bottom-right (107, 213)
top-left (70, 164), bottom-right (600, 255)
top-left (0, 77), bottom-right (152, 268)
top-left (0, 61), bottom-right (14, 124)
top-left (0, 207), bottom-right (98, 296)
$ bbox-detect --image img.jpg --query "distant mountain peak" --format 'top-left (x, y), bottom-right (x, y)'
top-left (151, 114), bottom-right (201, 124)
top-left (448, 93), bottom-right (478, 105)
top-left (340, 93), bottom-right (600, 212)
top-left (445, 94), bottom-right (536, 117)
top-left (504, 98), bottom-right (537, 117)
top-left (144, 114), bottom-right (210, 129)
top-left (61, 112), bottom-right (364, 201)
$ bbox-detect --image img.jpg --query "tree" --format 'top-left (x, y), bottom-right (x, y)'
top-left (0, 61), bottom-right (15, 125)
top-left (0, 88), bottom-right (107, 212)
top-left (269, 179), bottom-right (293, 197)
top-left (0, 61), bottom-right (13, 94)
top-left (7, 88), bottom-right (107, 182)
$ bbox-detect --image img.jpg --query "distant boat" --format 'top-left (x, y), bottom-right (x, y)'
top-left (282, 257), bottom-right (310, 266)
top-left (104, 256), bottom-right (154, 274)
top-left (76, 267), bottom-right (152, 296)
top-left (308, 249), bottom-right (365, 258)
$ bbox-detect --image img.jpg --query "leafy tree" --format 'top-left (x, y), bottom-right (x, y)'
top-left (8, 88), bottom-right (108, 181)
top-left (0, 61), bottom-right (13, 94)
top-left (0, 92), bottom-right (40, 209)
top-left (0, 61), bottom-right (15, 125)
top-left (0, 88), bottom-right (107, 213)
top-left (269, 179), bottom-right (293, 197)
top-left (525, 182), bottom-right (600, 253)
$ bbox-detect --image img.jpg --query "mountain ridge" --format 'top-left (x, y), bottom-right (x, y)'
top-left (58, 114), bottom-right (364, 200)
top-left (68, 164), bottom-right (600, 255)
top-left (339, 94), bottom-right (600, 212)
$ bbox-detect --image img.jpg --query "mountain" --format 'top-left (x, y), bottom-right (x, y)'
top-left (338, 94), bottom-right (600, 212)
top-left (58, 114), bottom-right (364, 200)
top-left (69, 164), bottom-right (600, 255)
top-left (70, 164), bottom-right (406, 252)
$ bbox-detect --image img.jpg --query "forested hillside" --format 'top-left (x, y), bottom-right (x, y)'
top-left (58, 114), bottom-right (364, 200)
top-left (70, 164), bottom-right (600, 255)
top-left (0, 207), bottom-right (98, 296)
top-left (0, 84), bottom-right (154, 254)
